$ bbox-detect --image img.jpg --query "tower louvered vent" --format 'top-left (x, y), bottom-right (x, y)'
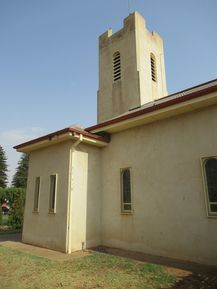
top-left (151, 54), bottom-right (157, 82)
top-left (113, 52), bottom-right (121, 81)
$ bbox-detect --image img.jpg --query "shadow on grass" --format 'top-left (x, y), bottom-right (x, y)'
top-left (92, 246), bottom-right (217, 289)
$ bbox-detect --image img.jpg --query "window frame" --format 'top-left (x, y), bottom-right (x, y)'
top-left (49, 174), bottom-right (58, 214)
top-left (201, 156), bottom-right (217, 218)
top-left (120, 167), bottom-right (133, 214)
top-left (33, 176), bottom-right (41, 213)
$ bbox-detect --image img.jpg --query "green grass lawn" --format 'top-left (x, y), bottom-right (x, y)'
top-left (0, 246), bottom-right (176, 289)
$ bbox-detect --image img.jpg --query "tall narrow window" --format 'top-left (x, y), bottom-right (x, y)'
top-left (49, 174), bottom-right (57, 213)
top-left (203, 158), bottom-right (217, 216)
top-left (150, 53), bottom-right (157, 82)
top-left (113, 51), bottom-right (121, 81)
top-left (33, 177), bottom-right (40, 212)
top-left (121, 168), bottom-right (132, 213)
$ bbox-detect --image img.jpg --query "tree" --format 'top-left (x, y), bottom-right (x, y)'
top-left (12, 153), bottom-right (29, 188)
top-left (0, 145), bottom-right (8, 188)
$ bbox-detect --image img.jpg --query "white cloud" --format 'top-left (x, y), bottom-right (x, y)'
top-left (0, 127), bottom-right (46, 185)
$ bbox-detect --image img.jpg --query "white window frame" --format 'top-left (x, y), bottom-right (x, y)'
top-left (201, 157), bottom-right (217, 218)
top-left (49, 174), bottom-right (57, 213)
top-left (120, 167), bottom-right (133, 214)
top-left (33, 176), bottom-right (40, 213)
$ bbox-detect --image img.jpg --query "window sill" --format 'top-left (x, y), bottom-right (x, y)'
top-left (48, 211), bottom-right (56, 215)
top-left (121, 212), bottom-right (133, 215)
top-left (207, 214), bottom-right (217, 219)
top-left (32, 210), bottom-right (39, 214)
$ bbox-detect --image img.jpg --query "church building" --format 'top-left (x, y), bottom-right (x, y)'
top-left (14, 12), bottom-right (217, 266)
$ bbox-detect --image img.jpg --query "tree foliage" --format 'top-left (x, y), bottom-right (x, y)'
top-left (0, 145), bottom-right (8, 188)
top-left (12, 153), bottom-right (29, 188)
top-left (0, 187), bottom-right (24, 206)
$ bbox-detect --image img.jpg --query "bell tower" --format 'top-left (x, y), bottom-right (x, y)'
top-left (97, 11), bottom-right (167, 123)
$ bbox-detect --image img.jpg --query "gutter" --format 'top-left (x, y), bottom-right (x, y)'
top-left (14, 128), bottom-right (109, 153)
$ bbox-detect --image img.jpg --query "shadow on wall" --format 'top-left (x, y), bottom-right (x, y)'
top-left (85, 150), bottom-right (101, 249)
top-left (93, 246), bottom-right (217, 289)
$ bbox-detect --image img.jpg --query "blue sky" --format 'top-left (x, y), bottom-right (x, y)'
top-left (0, 0), bottom-right (217, 183)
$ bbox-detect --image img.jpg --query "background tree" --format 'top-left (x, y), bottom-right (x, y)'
top-left (12, 153), bottom-right (29, 188)
top-left (0, 145), bottom-right (8, 188)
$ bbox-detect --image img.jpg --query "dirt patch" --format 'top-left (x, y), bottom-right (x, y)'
top-left (168, 273), bottom-right (217, 289)
top-left (0, 264), bottom-right (6, 275)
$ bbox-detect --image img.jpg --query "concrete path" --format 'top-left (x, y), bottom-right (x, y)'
top-left (0, 232), bottom-right (90, 261)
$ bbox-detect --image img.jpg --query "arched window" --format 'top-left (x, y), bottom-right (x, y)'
top-left (203, 158), bottom-right (217, 215)
top-left (121, 168), bottom-right (132, 213)
top-left (113, 51), bottom-right (121, 81)
top-left (150, 53), bottom-right (157, 82)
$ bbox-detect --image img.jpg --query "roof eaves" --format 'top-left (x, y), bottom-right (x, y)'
top-left (14, 127), bottom-right (109, 150)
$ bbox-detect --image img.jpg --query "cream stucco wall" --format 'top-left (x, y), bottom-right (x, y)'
top-left (100, 105), bottom-right (217, 266)
top-left (23, 141), bottom-right (72, 252)
top-left (23, 140), bottom-right (102, 253)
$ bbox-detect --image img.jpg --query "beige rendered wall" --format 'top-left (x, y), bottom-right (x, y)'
top-left (101, 105), bottom-right (217, 266)
top-left (69, 144), bottom-right (101, 251)
top-left (22, 141), bottom-right (72, 252)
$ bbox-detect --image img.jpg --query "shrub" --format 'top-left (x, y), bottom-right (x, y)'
top-left (0, 187), bottom-right (26, 229)
top-left (8, 188), bottom-right (25, 229)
